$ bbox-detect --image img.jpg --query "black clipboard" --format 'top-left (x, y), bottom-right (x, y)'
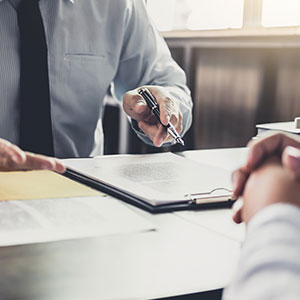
top-left (63, 153), bottom-right (235, 213)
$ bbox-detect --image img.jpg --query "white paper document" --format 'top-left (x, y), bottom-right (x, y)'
top-left (174, 209), bottom-right (246, 242)
top-left (64, 152), bottom-right (233, 206)
top-left (0, 195), bottom-right (155, 247)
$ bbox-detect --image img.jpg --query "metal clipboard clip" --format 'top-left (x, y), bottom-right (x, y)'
top-left (184, 188), bottom-right (234, 205)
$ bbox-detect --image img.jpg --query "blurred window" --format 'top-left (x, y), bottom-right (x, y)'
top-left (262, 0), bottom-right (300, 27)
top-left (147, 0), bottom-right (244, 31)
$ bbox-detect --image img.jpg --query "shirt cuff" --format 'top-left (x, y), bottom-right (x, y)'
top-left (247, 203), bottom-right (300, 235)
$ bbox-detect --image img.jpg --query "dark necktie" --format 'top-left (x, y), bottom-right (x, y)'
top-left (17, 0), bottom-right (54, 156)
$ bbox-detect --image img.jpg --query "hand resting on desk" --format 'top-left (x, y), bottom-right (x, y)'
top-left (0, 138), bottom-right (65, 173)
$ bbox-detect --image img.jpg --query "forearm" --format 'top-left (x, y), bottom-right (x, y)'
top-left (223, 203), bottom-right (300, 300)
top-left (113, 0), bottom-right (192, 146)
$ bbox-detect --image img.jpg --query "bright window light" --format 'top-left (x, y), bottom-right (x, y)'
top-left (147, 0), bottom-right (244, 31)
top-left (262, 0), bottom-right (300, 27)
top-left (147, 0), bottom-right (176, 31)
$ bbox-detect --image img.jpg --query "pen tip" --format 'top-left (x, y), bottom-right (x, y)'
top-left (178, 138), bottom-right (185, 146)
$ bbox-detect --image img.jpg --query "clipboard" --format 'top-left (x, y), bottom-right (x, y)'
top-left (63, 153), bottom-right (235, 213)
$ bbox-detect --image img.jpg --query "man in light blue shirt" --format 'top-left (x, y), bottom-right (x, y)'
top-left (0, 0), bottom-right (192, 172)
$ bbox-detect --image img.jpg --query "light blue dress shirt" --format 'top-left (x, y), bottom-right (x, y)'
top-left (0, 0), bottom-right (192, 158)
top-left (223, 203), bottom-right (300, 300)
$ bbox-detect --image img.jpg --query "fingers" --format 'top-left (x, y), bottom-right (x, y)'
top-left (53, 160), bottom-right (66, 173)
top-left (240, 155), bottom-right (299, 224)
top-left (24, 153), bottom-right (66, 173)
top-left (282, 146), bottom-right (300, 178)
top-left (6, 144), bottom-right (26, 164)
top-left (138, 121), bottom-right (167, 147)
top-left (232, 199), bottom-right (244, 224)
top-left (232, 167), bottom-right (249, 199)
top-left (234, 133), bottom-right (300, 199)
top-left (153, 123), bottom-right (168, 147)
top-left (139, 112), bottom-right (183, 147)
top-left (154, 93), bottom-right (173, 126)
top-left (155, 113), bottom-right (183, 146)
top-left (1, 152), bottom-right (66, 173)
top-left (153, 88), bottom-right (181, 127)
top-left (0, 138), bottom-right (65, 173)
top-left (0, 139), bottom-right (26, 171)
top-left (124, 86), bottom-right (183, 147)
top-left (232, 133), bottom-right (300, 224)
top-left (245, 132), bottom-right (300, 172)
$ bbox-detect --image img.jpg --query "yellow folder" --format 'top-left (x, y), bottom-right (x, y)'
top-left (0, 170), bottom-right (101, 201)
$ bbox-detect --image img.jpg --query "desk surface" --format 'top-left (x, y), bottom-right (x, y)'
top-left (0, 148), bottom-right (248, 300)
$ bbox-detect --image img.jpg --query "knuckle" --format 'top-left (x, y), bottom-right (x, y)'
top-left (5, 157), bottom-right (15, 169)
top-left (247, 140), bottom-right (254, 147)
top-left (11, 144), bottom-right (22, 154)
top-left (271, 132), bottom-right (283, 138)
top-left (161, 97), bottom-right (173, 110)
top-left (178, 123), bottom-right (183, 134)
top-left (0, 140), bottom-right (12, 150)
top-left (179, 112), bottom-right (183, 122)
top-left (123, 92), bottom-right (130, 103)
top-left (170, 115), bottom-right (177, 124)
top-left (248, 139), bottom-right (260, 150)
top-left (164, 97), bottom-right (172, 105)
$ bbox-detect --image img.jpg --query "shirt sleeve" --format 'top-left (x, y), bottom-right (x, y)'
top-left (223, 203), bottom-right (300, 300)
top-left (112, 0), bottom-right (193, 146)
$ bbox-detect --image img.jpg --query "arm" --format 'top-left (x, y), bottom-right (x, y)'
top-left (224, 204), bottom-right (300, 300)
top-left (113, 0), bottom-right (192, 147)
top-left (224, 158), bottom-right (300, 300)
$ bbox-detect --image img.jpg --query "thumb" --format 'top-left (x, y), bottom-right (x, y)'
top-left (282, 146), bottom-right (300, 177)
top-left (232, 199), bottom-right (244, 224)
top-left (134, 100), bottom-right (148, 114)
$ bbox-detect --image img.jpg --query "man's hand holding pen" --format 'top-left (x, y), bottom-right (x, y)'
top-left (123, 86), bottom-right (183, 147)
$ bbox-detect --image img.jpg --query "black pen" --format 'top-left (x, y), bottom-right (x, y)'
top-left (138, 88), bottom-right (185, 146)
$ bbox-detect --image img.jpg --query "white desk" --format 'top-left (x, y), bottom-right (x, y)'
top-left (0, 148), bottom-right (248, 300)
top-left (178, 148), bottom-right (248, 243)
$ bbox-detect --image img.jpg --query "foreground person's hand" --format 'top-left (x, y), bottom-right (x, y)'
top-left (233, 156), bottom-right (300, 224)
top-left (232, 132), bottom-right (300, 223)
top-left (233, 132), bottom-right (300, 198)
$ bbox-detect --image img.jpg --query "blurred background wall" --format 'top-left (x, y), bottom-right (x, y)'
top-left (103, 0), bottom-right (300, 154)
